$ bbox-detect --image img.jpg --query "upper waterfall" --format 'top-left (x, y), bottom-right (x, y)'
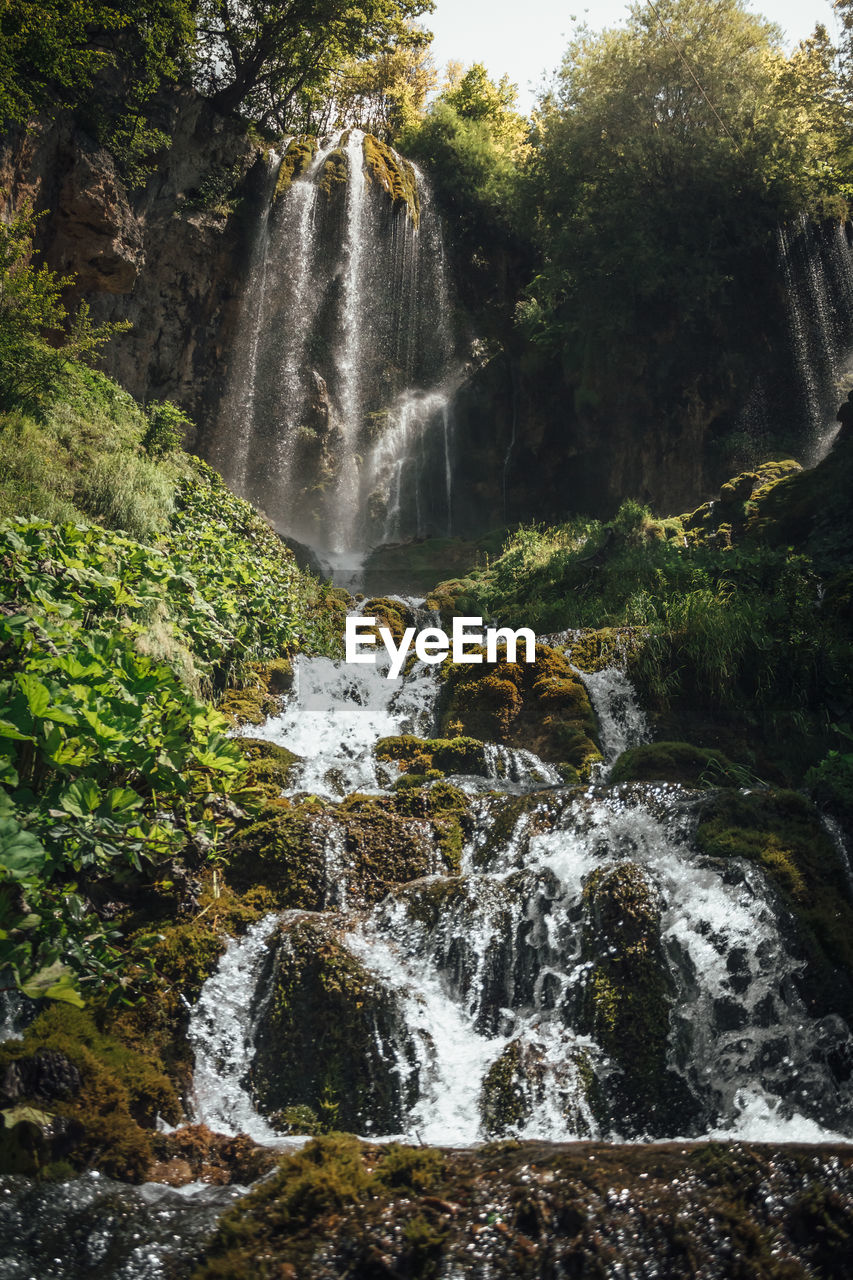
top-left (208, 130), bottom-right (458, 569)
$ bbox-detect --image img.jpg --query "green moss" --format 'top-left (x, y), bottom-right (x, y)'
top-left (609, 741), bottom-right (742, 787)
top-left (568, 627), bottom-right (639, 673)
top-left (695, 789), bottom-right (853, 1020)
top-left (235, 737), bottom-right (300, 799)
top-left (441, 643), bottom-right (601, 775)
top-left (251, 919), bottom-right (414, 1132)
top-left (580, 862), bottom-right (685, 1132)
top-left (0, 1005), bottom-right (180, 1180)
top-left (363, 135), bottom-right (420, 226)
top-left (316, 148), bottom-right (349, 201)
top-left (272, 137), bottom-right (317, 200)
top-left (376, 733), bottom-right (487, 777)
top-left (217, 659), bottom-right (293, 728)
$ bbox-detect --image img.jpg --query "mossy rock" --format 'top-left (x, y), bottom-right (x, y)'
top-left (441, 643), bottom-right (602, 776)
top-left (217, 659), bottom-right (293, 728)
top-left (376, 734), bottom-right (487, 777)
top-left (610, 742), bottom-right (741, 788)
top-left (359, 596), bottom-right (418, 647)
top-left (237, 737), bottom-right (300, 798)
top-left (695, 788), bottom-right (853, 1021)
top-left (273, 137), bottom-right (317, 200)
top-left (479, 1039), bottom-right (599, 1140)
top-left (745, 431), bottom-right (853, 563)
top-left (250, 918), bottom-right (417, 1133)
top-left (0, 1006), bottom-right (180, 1181)
top-left (316, 148), bottom-right (349, 202)
top-left (567, 627), bottom-right (641, 674)
top-left (363, 135), bottom-right (420, 225)
top-left (113, 882), bottom-right (264, 1087)
top-left (228, 792), bottom-right (464, 910)
top-left (579, 863), bottom-right (688, 1133)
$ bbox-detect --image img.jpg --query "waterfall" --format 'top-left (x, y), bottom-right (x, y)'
top-left (189, 619), bottom-right (853, 1148)
top-left (774, 218), bottom-right (853, 463)
top-left (207, 132), bottom-right (459, 569)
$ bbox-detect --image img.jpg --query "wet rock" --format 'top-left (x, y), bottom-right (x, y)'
top-left (441, 643), bottom-right (602, 777)
top-left (250, 916), bottom-right (418, 1133)
top-left (479, 1039), bottom-right (598, 1140)
top-left (1, 1049), bottom-right (81, 1104)
top-left (150, 1124), bottom-right (278, 1186)
top-left (227, 790), bottom-right (463, 911)
top-left (193, 1136), bottom-right (853, 1278)
top-left (376, 733), bottom-right (488, 777)
top-left (579, 862), bottom-right (687, 1133)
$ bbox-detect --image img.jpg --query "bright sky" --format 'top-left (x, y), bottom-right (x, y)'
top-left (426, 0), bottom-right (843, 111)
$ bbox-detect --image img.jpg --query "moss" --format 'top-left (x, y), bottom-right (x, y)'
top-left (363, 134), bottom-right (420, 226)
top-left (376, 733), bottom-right (488, 777)
top-left (236, 737), bottom-right (300, 798)
top-left (0, 1005), bottom-right (180, 1180)
top-left (568, 627), bottom-right (640, 673)
top-left (193, 1136), bottom-right (853, 1278)
top-left (360, 595), bottom-right (417, 646)
top-left (111, 881), bottom-right (264, 1088)
top-left (251, 918), bottom-right (416, 1132)
top-left (695, 788), bottom-right (853, 1020)
top-left (441, 643), bottom-right (601, 776)
top-left (580, 863), bottom-right (687, 1132)
top-left (227, 801), bottom-right (329, 909)
top-left (609, 741), bottom-right (742, 787)
top-left (273, 137), bottom-right (317, 200)
top-left (229, 790), bottom-right (463, 912)
top-left (316, 147), bottom-right (349, 201)
top-left (217, 659), bottom-right (293, 728)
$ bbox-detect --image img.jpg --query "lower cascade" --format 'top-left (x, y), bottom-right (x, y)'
top-left (187, 609), bottom-right (853, 1148)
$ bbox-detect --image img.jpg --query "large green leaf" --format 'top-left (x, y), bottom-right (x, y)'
top-left (0, 818), bottom-right (47, 879)
top-left (19, 962), bottom-right (85, 1007)
top-left (60, 778), bottom-right (101, 817)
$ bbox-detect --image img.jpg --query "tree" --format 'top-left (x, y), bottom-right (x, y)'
top-left (0, 203), bottom-right (128, 413)
top-left (0, 0), bottom-right (193, 128)
top-left (194, 0), bottom-right (434, 130)
top-left (399, 62), bottom-right (533, 333)
top-left (521, 0), bottom-right (850, 404)
top-left (332, 33), bottom-right (437, 140)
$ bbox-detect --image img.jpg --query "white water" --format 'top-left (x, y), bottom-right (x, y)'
top-left (208, 131), bottom-right (458, 567)
top-left (777, 218), bottom-right (853, 464)
top-left (187, 914), bottom-right (284, 1145)
top-left (192, 631), bottom-right (853, 1147)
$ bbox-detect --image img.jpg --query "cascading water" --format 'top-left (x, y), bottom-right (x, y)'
top-left (772, 218), bottom-right (853, 463)
top-left (207, 132), bottom-right (459, 570)
top-left (188, 605), bottom-right (853, 1149)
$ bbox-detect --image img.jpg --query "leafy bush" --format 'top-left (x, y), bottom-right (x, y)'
top-left (0, 204), bottom-right (129, 415)
top-left (141, 401), bottom-right (192, 458)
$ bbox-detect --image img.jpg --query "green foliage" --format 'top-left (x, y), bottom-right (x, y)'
top-left (0, 370), bottom-right (334, 1006)
top-left (141, 401), bottom-right (192, 458)
top-left (0, 204), bottom-right (129, 415)
top-left (194, 0), bottom-right (435, 131)
top-left (399, 63), bottom-right (532, 330)
top-left (433, 480), bottom-right (852, 782)
top-left (333, 36), bottom-right (437, 140)
top-left (0, 1), bottom-right (194, 181)
top-left (522, 0), bottom-right (850, 405)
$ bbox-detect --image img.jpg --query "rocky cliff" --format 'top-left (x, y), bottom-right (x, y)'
top-left (0, 90), bottom-right (269, 435)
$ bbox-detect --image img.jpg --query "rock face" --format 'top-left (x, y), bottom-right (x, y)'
top-left (0, 91), bottom-right (268, 427)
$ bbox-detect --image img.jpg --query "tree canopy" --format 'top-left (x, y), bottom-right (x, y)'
top-left (194, 0), bottom-right (434, 130)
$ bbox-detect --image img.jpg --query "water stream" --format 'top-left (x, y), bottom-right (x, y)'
top-left (187, 611), bottom-right (853, 1149)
